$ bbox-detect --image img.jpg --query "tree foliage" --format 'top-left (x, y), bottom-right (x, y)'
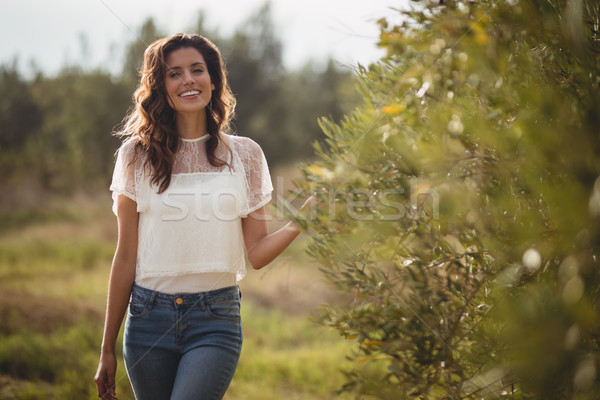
top-left (295, 0), bottom-right (600, 398)
top-left (0, 65), bottom-right (42, 152)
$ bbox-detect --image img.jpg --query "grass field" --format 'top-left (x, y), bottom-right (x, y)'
top-left (0, 190), bottom-right (356, 400)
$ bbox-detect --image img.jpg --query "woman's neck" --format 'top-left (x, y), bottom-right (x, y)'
top-left (175, 111), bottom-right (208, 140)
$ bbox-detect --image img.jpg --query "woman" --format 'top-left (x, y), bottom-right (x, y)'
top-left (94, 33), bottom-right (306, 399)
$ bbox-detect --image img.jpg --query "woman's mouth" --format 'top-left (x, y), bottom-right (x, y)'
top-left (179, 90), bottom-right (200, 98)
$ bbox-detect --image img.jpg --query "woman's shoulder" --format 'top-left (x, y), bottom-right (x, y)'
top-left (120, 135), bottom-right (142, 149)
top-left (224, 133), bottom-right (264, 156)
top-left (116, 135), bottom-right (143, 160)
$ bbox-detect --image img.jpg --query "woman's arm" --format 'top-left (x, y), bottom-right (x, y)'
top-left (242, 206), bottom-right (299, 270)
top-left (94, 194), bottom-right (139, 398)
top-left (242, 197), bottom-right (314, 270)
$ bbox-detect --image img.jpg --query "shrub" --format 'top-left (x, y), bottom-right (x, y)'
top-left (294, 0), bottom-right (600, 398)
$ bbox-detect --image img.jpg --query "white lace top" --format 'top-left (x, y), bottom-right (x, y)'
top-left (110, 133), bottom-right (273, 293)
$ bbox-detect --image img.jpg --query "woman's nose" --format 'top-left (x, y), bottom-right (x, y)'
top-left (183, 71), bottom-right (194, 85)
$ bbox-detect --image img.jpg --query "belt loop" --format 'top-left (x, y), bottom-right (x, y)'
top-left (199, 292), bottom-right (206, 311)
top-left (148, 291), bottom-right (158, 309)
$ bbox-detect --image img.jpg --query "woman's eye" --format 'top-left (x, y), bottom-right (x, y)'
top-left (193, 69), bottom-right (204, 73)
top-left (169, 72), bottom-right (181, 78)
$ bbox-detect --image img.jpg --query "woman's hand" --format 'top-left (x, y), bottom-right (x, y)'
top-left (94, 351), bottom-right (118, 399)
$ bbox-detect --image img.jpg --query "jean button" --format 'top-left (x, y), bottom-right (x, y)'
top-left (176, 297), bottom-right (183, 305)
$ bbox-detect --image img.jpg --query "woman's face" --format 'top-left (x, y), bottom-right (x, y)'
top-left (164, 47), bottom-right (215, 115)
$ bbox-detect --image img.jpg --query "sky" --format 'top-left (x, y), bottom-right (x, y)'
top-left (0, 0), bottom-right (409, 76)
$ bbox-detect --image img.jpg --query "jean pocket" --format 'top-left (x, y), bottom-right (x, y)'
top-left (206, 296), bottom-right (240, 320)
top-left (128, 296), bottom-right (149, 319)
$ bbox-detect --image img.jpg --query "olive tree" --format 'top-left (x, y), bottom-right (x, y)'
top-left (293, 0), bottom-right (600, 398)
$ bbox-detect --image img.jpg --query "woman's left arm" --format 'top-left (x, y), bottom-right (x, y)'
top-left (242, 206), bottom-right (302, 270)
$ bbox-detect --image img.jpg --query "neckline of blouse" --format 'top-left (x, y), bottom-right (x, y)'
top-left (180, 134), bottom-right (210, 143)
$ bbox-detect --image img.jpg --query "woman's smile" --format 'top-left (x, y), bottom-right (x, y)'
top-left (179, 90), bottom-right (201, 98)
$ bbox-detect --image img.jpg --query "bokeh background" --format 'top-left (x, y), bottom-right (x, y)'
top-left (0, 1), bottom-right (402, 398)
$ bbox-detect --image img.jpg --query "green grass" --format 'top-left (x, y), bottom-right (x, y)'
top-left (230, 306), bottom-right (353, 400)
top-left (0, 198), bottom-right (354, 399)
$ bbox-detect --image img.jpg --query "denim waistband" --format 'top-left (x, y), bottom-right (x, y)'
top-left (130, 282), bottom-right (240, 308)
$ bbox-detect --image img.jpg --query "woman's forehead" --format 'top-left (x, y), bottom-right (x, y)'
top-left (166, 47), bottom-right (206, 68)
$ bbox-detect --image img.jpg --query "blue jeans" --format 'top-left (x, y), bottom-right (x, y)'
top-left (123, 283), bottom-right (243, 400)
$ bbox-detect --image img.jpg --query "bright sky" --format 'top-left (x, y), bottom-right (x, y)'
top-left (1, 0), bottom-right (409, 76)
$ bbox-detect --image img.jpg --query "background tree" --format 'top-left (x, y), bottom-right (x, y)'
top-left (220, 2), bottom-right (290, 164)
top-left (0, 63), bottom-right (42, 198)
top-left (295, 0), bottom-right (600, 398)
top-left (0, 64), bottom-right (42, 152)
top-left (121, 18), bottom-right (162, 87)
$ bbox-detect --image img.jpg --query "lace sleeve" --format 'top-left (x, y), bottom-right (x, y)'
top-left (109, 138), bottom-right (149, 215)
top-left (235, 136), bottom-right (273, 217)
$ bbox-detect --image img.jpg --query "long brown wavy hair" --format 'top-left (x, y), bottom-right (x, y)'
top-left (118, 33), bottom-right (236, 193)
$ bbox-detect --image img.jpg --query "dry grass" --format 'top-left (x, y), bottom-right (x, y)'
top-left (0, 290), bottom-right (102, 335)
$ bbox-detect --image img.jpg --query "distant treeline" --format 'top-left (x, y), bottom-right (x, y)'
top-left (0, 4), bottom-right (359, 205)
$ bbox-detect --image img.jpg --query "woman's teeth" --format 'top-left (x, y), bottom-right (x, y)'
top-left (180, 90), bottom-right (200, 97)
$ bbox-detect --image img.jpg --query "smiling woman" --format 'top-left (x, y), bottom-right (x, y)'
top-left (93, 33), bottom-right (311, 400)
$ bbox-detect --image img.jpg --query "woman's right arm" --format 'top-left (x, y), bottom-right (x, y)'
top-left (94, 194), bottom-right (139, 398)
